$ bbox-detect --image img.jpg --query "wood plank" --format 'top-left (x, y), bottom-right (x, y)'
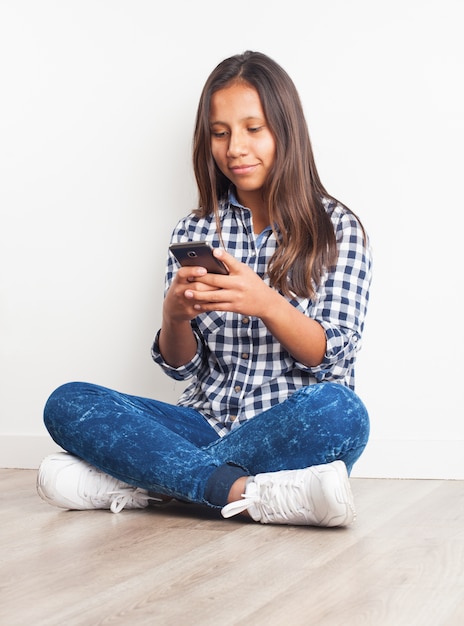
top-left (1, 470), bottom-right (464, 626)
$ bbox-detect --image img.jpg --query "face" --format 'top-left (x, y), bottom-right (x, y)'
top-left (209, 82), bottom-right (276, 209)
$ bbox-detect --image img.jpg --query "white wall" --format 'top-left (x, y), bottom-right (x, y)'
top-left (1, 0), bottom-right (463, 477)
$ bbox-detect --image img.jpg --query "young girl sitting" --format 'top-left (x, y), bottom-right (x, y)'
top-left (37, 51), bottom-right (372, 527)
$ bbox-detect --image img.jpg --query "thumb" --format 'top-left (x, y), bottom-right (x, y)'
top-left (213, 247), bottom-right (239, 272)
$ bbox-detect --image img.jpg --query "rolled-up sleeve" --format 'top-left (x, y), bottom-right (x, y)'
top-left (308, 208), bottom-right (372, 386)
top-left (150, 224), bottom-right (208, 381)
top-left (151, 328), bottom-right (204, 381)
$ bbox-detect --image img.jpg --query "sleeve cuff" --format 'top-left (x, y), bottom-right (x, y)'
top-left (151, 329), bottom-right (203, 380)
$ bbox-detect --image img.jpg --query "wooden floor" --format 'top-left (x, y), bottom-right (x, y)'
top-left (1, 470), bottom-right (464, 626)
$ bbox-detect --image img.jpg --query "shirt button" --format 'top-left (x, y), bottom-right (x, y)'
top-left (230, 415), bottom-right (237, 422)
top-left (234, 385), bottom-right (242, 392)
top-left (241, 352), bottom-right (249, 359)
top-left (241, 316), bottom-right (250, 324)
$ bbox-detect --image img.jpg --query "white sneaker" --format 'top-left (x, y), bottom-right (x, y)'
top-left (221, 460), bottom-right (356, 527)
top-left (37, 452), bottom-right (153, 513)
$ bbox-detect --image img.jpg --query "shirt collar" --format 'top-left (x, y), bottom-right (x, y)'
top-left (227, 187), bottom-right (245, 210)
top-left (226, 187), bottom-right (273, 241)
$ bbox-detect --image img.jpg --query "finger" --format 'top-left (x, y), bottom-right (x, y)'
top-left (189, 288), bottom-right (234, 304)
top-left (183, 279), bottom-right (222, 294)
top-left (177, 266), bottom-right (207, 282)
top-left (193, 301), bottom-right (235, 313)
top-left (184, 284), bottom-right (221, 301)
top-left (212, 247), bottom-right (240, 272)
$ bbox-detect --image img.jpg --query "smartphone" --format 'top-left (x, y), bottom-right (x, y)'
top-left (169, 242), bottom-right (229, 275)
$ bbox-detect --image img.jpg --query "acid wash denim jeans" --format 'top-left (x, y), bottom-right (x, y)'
top-left (43, 381), bottom-right (370, 508)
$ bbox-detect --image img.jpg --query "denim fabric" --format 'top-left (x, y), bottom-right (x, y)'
top-left (44, 381), bottom-right (369, 508)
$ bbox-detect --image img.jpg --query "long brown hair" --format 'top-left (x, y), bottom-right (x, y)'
top-left (193, 51), bottom-right (345, 298)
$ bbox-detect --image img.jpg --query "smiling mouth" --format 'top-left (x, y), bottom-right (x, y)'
top-left (230, 164), bottom-right (257, 174)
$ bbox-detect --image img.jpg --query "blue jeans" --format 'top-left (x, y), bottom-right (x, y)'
top-left (43, 381), bottom-right (369, 508)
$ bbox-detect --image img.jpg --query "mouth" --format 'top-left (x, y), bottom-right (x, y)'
top-left (229, 164), bottom-right (257, 175)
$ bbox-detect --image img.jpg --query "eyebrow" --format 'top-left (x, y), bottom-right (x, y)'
top-left (209, 115), bottom-right (265, 125)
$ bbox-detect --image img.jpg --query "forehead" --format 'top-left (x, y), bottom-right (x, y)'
top-left (210, 82), bottom-right (264, 120)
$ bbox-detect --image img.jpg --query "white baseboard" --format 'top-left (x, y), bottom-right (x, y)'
top-left (0, 435), bottom-right (64, 469)
top-left (350, 438), bottom-right (464, 479)
top-left (1, 434), bottom-right (463, 479)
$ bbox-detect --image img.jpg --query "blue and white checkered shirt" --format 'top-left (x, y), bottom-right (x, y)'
top-left (152, 193), bottom-right (372, 436)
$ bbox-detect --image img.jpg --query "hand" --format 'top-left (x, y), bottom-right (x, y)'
top-left (163, 248), bottom-right (326, 367)
top-left (184, 248), bottom-right (276, 317)
top-left (163, 265), bottom-right (215, 322)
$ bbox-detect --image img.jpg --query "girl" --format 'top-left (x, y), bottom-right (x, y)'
top-left (38, 51), bottom-right (372, 527)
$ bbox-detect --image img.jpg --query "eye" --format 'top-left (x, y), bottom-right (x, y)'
top-left (211, 130), bottom-right (229, 138)
top-left (248, 126), bottom-right (263, 133)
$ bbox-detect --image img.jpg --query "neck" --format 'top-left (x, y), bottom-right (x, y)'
top-left (236, 190), bottom-right (269, 233)
top-left (251, 208), bottom-right (270, 234)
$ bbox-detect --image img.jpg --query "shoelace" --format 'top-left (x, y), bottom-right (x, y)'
top-left (79, 468), bottom-right (153, 513)
top-left (107, 488), bottom-right (154, 514)
top-left (221, 479), bottom-right (309, 521)
top-left (255, 480), bottom-right (308, 522)
top-left (78, 464), bottom-right (173, 514)
top-left (221, 482), bottom-right (259, 518)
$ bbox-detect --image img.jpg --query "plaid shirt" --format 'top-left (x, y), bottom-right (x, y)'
top-left (152, 193), bottom-right (372, 436)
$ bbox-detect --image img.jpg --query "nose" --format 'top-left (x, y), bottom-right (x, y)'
top-left (227, 131), bottom-right (248, 158)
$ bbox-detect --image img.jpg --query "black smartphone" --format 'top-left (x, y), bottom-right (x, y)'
top-left (169, 242), bottom-right (229, 275)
